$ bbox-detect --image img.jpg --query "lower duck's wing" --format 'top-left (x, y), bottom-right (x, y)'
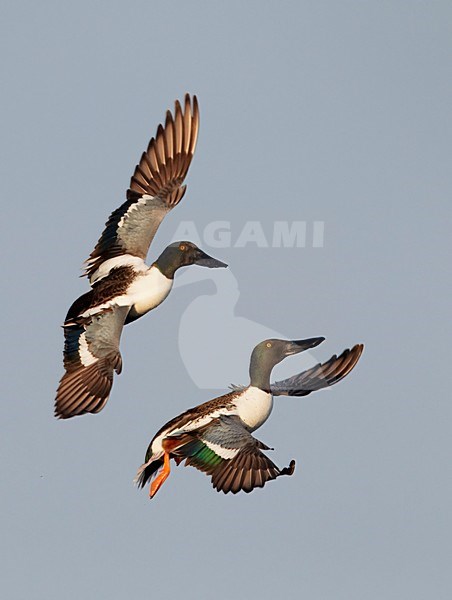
top-left (271, 344), bottom-right (364, 397)
top-left (55, 305), bottom-right (129, 418)
top-left (167, 415), bottom-right (295, 494)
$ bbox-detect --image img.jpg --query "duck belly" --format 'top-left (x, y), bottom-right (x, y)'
top-left (127, 268), bottom-right (173, 320)
top-left (235, 386), bottom-right (273, 431)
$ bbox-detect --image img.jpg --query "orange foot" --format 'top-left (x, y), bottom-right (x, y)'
top-left (149, 452), bottom-right (171, 499)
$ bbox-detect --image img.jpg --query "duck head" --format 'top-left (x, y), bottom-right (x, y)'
top-left (155, 241), bottom-right (227, 278)
top-left (249, 337), bottom-right (325, 391)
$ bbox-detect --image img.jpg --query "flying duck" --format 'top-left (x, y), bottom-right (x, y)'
top-left (55, 95), bottom-right (227, 419)
top-left (135, 338), bottom-right (364, 498)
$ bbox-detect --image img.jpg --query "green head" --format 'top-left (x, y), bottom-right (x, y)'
top-left (249, 337), bottom-right (325, 391)
top-left (155, 241), bottom-right (228, 279)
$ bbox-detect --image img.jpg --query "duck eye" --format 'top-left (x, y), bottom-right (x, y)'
top-left (266, 342), bottom-right (272, 348)
top-left (179, 244), bottom-right (186, 251)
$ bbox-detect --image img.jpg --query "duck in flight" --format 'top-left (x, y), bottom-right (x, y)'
top-left (55, 95), bottom-right (227, 419)
top-left (135, 338), bottom-right (364, 498)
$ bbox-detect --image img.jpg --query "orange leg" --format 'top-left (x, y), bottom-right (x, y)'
top-left (149, 452), bottom-right (171, 499)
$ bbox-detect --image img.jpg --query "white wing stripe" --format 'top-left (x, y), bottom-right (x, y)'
top-left (117, 195), bottom-right (151, 230)
top-left (203, 441), bottom-right (239, 460)
top-left (79, 333), bottom-right (98, 367)
top-left (80, 295), bottom-right (130, 318)
top-left (89, 255), bottom-right (148, 284)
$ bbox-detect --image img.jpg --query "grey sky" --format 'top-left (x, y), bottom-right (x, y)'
top-left (1, 2), bottom-right (451, 599)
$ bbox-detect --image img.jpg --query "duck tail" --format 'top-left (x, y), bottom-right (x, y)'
top-left (133, 457), bottom-right (163, 489)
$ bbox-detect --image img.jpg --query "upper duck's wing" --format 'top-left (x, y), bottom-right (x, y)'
top-left (271, 344), bottom-right (364, 397)
top-left (55, 304), bottom-right (130, 419)
top-left (165, 415), bottom-right (295, 494)
top-left (84, 94), bottom-right (199, 281)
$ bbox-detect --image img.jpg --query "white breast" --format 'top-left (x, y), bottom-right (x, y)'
top-left (127, 267), bottom-right (173, 318)
top-left (235, 386), bottom-right (273, 431)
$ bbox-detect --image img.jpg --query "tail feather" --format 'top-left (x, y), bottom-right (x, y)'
top-left (134, 458), bottom-right (163, 489)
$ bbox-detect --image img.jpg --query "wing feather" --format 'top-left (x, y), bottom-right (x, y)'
top-left (55, 305), bottom-right (129, 418)
top-left (163, 415), bottom-right (295, 494)
top-left (84, 94), bottom-right (199, 280)
top-left (271, 344), bottom-right (363, 396)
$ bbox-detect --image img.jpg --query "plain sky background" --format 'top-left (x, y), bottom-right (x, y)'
top-left (1, 2), bottom-right (451, 599)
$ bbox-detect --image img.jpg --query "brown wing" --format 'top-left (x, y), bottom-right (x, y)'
top-left (271, 344), bottom-right (364, 396)
top-left (164, 415), bottom-right (296, 494)
top-left (55, 305), bottom-right (129, 419)
top-left (211, 449), bottom-right (296, 495)
top-left (84, 94), bottom-right (199, 280)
